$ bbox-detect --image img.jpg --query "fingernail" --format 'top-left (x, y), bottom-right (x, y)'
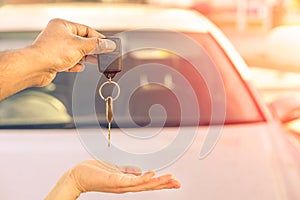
top-left (99, 39), bottom-right (117, 51)
top-left (90, 38), bottom-right (116, 54)
top-left (169, 179), bottom-right (181, 189)
top-left (143, 171), bottom-right (155, 181)
top-left (174, 183), bottom-right (181, 189)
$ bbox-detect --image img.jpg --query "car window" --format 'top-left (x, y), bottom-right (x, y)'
top-left (193, 32), bottom-right (265, 124)
top-left (0, 30), bottom-right (264, 128)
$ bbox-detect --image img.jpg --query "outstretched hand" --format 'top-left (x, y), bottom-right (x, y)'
top-left (0, 18), bottom-right (115, 100)
top-left (45, 160), bottom-right (181, 200)
top-left (32, 18), bottom-right (116, 85)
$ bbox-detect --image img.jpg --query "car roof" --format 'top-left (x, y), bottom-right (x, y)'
top-left (0, 3), bottom-right (209, 32)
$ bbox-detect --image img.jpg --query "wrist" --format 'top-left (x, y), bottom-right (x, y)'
top-left (24, 45), bottom-right (57, 87)
top-left (0, 47), bottom-right (55, 100)
top-left (6, 45), bottom-right (56, 88)
top-left (45, 170), bottom-right (82, 200)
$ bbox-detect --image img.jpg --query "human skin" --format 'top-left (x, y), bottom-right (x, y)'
top-left (45, 160), bottom-right (180, 200)
top-left (0, 18), bottom-right (113, 101)
top-left (0, 18), bottom-right (181, 199)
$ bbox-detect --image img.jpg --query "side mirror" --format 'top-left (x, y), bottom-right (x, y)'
top-left (270, 95), bottom-right (300, 123)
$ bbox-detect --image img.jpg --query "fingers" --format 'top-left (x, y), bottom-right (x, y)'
top-left (64, 19), bottom-right (117, 55)
top-left (138, 174), bottom-right (181, 191)
top-left (119, 165), bottom-right (142, 176)
top-left (158, 179), bottom-right (181, 189)
top-left (117, 173), bottom-right (181, 193)
top-left (43, 18), bottom-right (115, 73)
top-left (70, 159), bottom-right (181, 195)
top-left (65, 63), bottom-right (85, 72)
top-left (88, 39), bottom-right (116, 54)
top-left (120, 171), bottom-right (155, 186)
top-left (141, 175), bottom-right (181, 190)
top-left (77, 37), bottom-right (117, 56)
top-left (79, 160), bottom-right (143, 177)
top-left (80, 159), bottom-right (121, 173)
top-left (78, 40), bottom-right (116, 65)
top-left (85, 55), bottom-right (98, 64)
top-left (82, 160), bottom-right (175, 189)
top-left (50, 18), bottom-right (104, 38)
top-left (49, 18), bottom-right (115, 56)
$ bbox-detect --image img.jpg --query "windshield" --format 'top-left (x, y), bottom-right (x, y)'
top-left (0, 30), bottom-right (263, 128)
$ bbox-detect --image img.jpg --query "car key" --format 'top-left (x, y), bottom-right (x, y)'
top-left (99, 79), bottom-right (120, 147)
top-left (97, 37), bottom-right (122, 79)
top-left (97, 37), bottom-right (122, 147)
top-left (106, 96), bottom-right (113, 147)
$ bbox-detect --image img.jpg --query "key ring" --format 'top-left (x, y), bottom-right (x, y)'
top-left (99, 79), bottom-right (120, 101)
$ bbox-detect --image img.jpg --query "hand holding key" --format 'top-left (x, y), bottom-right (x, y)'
top-left (0, 18), bottom-right (117, 101)
top-left (1, 18), bottom-right (181, 200)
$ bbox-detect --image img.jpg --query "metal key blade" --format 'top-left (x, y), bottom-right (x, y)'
top-left (108, 122), bottom-right (111, 147)
top-left (106, 97), bottom-right (113, 122)
top-left (106, 96), bottom-right (113, 147)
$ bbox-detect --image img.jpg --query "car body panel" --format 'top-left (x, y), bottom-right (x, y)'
top-left (0, 122), bottom-right (300, 200)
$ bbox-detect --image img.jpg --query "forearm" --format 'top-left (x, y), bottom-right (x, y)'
top-left (0, 46), bottom-right (54, 101)
top-left (45, 170), bottom-right (82, 200)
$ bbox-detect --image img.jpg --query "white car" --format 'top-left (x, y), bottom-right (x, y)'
top-left (0, 3), bottom-right (300, 200)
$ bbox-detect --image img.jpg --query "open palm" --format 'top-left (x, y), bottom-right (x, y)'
top-left (71, 159), bottom-right (181, 194)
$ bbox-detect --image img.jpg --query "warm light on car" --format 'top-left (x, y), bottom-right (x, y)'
top-left (286, 119), bottom-right (300, 134)
top-left (131, 49), bottom-right (173, 59)
top-left (1, 2), bottom-right (300, 200)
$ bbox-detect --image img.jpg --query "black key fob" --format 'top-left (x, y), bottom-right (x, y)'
top-left (97, 37), bottom-right (122, 79)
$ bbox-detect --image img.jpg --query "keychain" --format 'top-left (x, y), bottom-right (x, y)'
top-left (98, 78), bottom-right (120, 147)
top-left (97, 37), bottom-right (122, 147)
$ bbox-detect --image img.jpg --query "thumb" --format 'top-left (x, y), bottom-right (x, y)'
top-left (119, 166), bottom-right (142, 176)
top-left (83, 38), bottom-right (116, 55)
